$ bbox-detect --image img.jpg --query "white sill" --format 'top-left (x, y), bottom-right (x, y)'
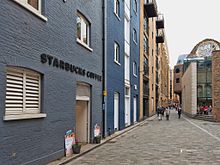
top-left (133, 10), bottom-right (137, 16)
top-left (76, 39), bottom-right (93, 52)
top-left (114, 60), bottom-right (121, 66)
top-left (114, 12), bottom-right (121, 21)
top-left (133, 74), bottom-right (137, 77)
top-left (3, 113), bottom-right (47, 121)
top-left (133, 40), bottom-right (138, 45)
top-left (12, 0), bottom-right (48, 22)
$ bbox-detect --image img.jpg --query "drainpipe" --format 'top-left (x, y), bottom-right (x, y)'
top-left (102, 0), bottom-right (107, 138)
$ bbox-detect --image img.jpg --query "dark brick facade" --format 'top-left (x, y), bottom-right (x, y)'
top-left (0, 0), bottom-right (102, 164)
top-left (105, 0), bottom-right (140, 135)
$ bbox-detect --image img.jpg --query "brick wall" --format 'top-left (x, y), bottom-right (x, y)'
top-left (212, 50), bottom-right (220, 121)
top-left (182, 62), bottom-right (197, 116)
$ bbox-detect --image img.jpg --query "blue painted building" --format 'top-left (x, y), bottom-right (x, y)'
top-left (130, 0), bottom-right (140, 124)
top-left (0, 0), bottom-right (103, 164)
top-left (103, 0), bottom-right (140, 136)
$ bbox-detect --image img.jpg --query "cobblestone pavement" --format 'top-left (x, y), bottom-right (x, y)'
top-left (67, 110), bottom-right (220, 165)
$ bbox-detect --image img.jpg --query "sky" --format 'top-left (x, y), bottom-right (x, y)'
top-left (156, 0), bottom-right (220, 68)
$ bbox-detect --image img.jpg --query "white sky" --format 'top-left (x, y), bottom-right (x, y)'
top-left (156, 0), bottom-right (220, 68)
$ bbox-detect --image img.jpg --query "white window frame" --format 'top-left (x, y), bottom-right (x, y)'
top-left (133, 0), bottom-right (137, 13)
top-left (4, 67), bottom-right (46, 121)
top-left (76, 13), bottom-right (93, 52)
top-left (114, 42), bottom-right (120, 65)
top-left (12, 0), bottom-right (47, 21)
top-left (133, 62), bottom-right (137, 77)
top-left (114, 0), bottom-right (120, 18)
top-left (133, 29), bottom-right (137, 44)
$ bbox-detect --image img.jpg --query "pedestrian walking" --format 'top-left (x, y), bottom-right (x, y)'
top-left (156, 106), bottom-right (159, 117)
top-left (165, 107), bottom-right (170, 120)
top-left (178, 106), bottom-right (182, 119)
top-left (158, 107), bottom-right (162, 121)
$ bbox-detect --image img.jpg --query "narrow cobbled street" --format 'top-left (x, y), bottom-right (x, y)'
top-left (67, 110), bottom-right (220, 165)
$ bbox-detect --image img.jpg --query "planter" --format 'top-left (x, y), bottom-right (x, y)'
top-left (72, 144), bottom-right (81, 154)
top-left (94, 136), bottom-right (101, 144)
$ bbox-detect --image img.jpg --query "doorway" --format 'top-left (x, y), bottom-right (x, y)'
top-left (76, 101), bottom-right (89, 143)
top-left (114, 92), bottom-right (119, 131)
top-left (133, 96), bottom-right (137, 123)
top-left (75, 83), bottom-right (90, 143)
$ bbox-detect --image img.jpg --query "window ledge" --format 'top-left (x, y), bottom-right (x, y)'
top-left (114, 12), bottom-right (121, 21)
top-left (3, 113), bottom-right (47, 121)
top-left (12, 0), bottom-right (48, 22)
top-left (76, 39), bottom-right (93, 52)
top-left (133, 40), bottom-right (138, 45)
top-left (114, 60), bottom-right (121, 66)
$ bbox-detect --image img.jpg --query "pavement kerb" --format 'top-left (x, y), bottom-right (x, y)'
top-left (52, 115), bottom-right (157, 165)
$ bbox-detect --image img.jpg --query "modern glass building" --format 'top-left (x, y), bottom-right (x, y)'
top-left (182, 39), bottom-right (220, 116)
top-left (184, 56), bottom-right (212, 107)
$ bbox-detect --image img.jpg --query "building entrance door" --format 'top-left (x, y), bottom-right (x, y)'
top-left (76, 100), bottom-right (89, 143)
top-left (125, 96), bottom-right (130, 126)
top-left (114, 92), bottom-right (119, 131)
top-left (133, 97), bottom-right (137, 123)
top-left (76, 83), bottom-right (90, 143)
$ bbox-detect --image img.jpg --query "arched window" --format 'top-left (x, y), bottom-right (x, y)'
top-left (133, 0), bottom-right (137, 13)
top-left (133, 29), bottom-right (137, 43)
top-left (133, 61), bottom-right (137, 76)
top-left (114, 0), bottom-right (120, 17)
top-left (77, 12), bottom-right (91, 47)
top-left (114, 42), bottom-right (120, 63)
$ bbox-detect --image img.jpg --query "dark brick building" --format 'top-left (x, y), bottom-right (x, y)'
top-left (0, 0), bottom-right (103, 164)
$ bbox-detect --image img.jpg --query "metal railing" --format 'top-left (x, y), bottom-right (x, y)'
top-left (144, 0), bottom-right (158, 11)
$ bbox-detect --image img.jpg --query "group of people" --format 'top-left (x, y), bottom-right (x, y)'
top-left (156, 105), bottom-right (182, 121)
top-left (157, 106), bottom-right (171, 121)
top-left (198, 105), bottom-right (212, 115)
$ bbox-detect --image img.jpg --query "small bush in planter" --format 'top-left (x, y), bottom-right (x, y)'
top-left (94, 135), bottom-right (101, 144)
top-left (72, 140), bottom-right (81, 154)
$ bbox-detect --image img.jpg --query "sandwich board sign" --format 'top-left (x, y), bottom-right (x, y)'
top-left (65, 130), bottom-right (75, 156)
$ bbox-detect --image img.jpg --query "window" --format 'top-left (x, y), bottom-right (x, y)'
top-left (12, 0), bottom-right (47, 21)
top-left (27, 0), bottom-right (39, 10)
top-left (114, 42), bottom-right (120, 63)
top-left (133, 62), bottom-right (137, 76)
top-left (77, 13), bottom-right (91, 48)
top-left (125, 54), bottom-right (130, 81)
top-left (176, 78), bottom-right (180, 83)
top-left (144, 17), bottom-right (148, 32)
top-left (16, 0), bottom-right (41, 11)
top-left (125, 87), bottom-right (130, 96)
top-left (133, 0), bottom-right (137, 13)
top-left (143, 80), bottom-right (149, 95)
top-left (144, 57), bottom-right (149, 76)
top-left (133, 29), bottom-right (137, 43)
top-left (4, 67), bottom-right (45, 121)
top-left (144, 35), bottom-right (148, 54)
top-left (114, 0), bottom-right (120, 17)
top-left (175, 68), bottom-right (180, 73)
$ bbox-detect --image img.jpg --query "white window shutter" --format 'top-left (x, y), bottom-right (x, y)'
top-left (25, 72), bottom-right (40, 113)
top-left (6, 70), bottom-right (23, 115)
top-left (5, 68), bottom-right (41, 115)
